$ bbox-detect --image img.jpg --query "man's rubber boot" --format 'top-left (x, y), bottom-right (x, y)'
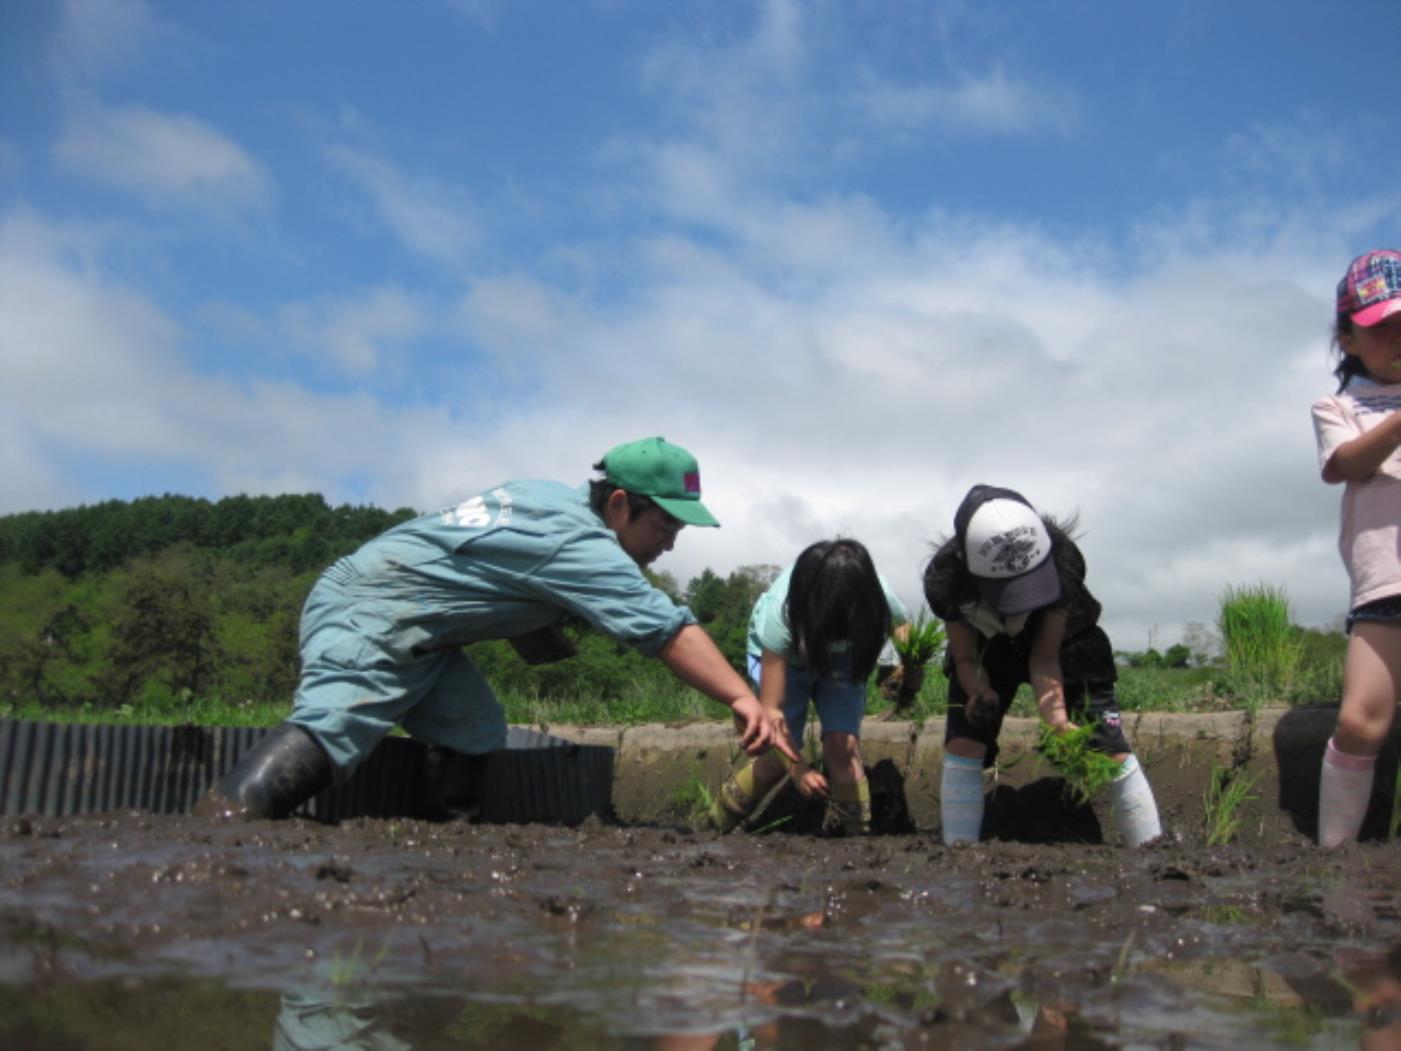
top-left (822, 778), bottom-right (871, 836)
top-left (708, 760), bottom-right (762, 833)
top-left (417, 746), bottom-right (494, 821)
top-left (194, 722), bottom-right (333, 820)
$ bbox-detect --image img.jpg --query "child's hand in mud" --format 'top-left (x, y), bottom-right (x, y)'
top-left (794, 767), bottom-right (829, 799)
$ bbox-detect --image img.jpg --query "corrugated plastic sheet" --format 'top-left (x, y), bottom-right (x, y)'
top-left (0, 719), bottom-right (613, 825)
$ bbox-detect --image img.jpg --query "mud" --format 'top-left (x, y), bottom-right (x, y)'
top-left (1, 812), bottom-right (1397, 1049)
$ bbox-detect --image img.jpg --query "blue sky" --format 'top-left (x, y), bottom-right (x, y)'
top-left (2, 0), bottom-right (1399, 652)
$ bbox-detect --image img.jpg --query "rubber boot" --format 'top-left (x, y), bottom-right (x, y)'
top-left (417, 745), bottom-right (494, 821)
top-left (708, 760), bottom-right (762, 833)
top-left (194, 722), bottom-right (333, 820)
top-left (822, 778), bottom-right (871, 836)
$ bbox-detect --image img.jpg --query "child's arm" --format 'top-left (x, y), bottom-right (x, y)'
top-left (947, 621), bottom-right (998, 712)
top-left (1028, 610), bottom-right (1075, 732)
top-left (1322, 411), bottom-right (1401, 483)
top-left (758, 649), bottom-right (829, 797)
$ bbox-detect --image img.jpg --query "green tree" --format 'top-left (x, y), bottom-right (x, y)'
top-left (100, 549), bottom-right (225, 708)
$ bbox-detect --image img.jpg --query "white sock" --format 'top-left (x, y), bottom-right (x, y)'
top-left (1318, 738), bottom-right (1376, 849)
top-left (941, 753), bottom-right (985, 845)
top-left (1108, 754), bottom-right (1161, 847)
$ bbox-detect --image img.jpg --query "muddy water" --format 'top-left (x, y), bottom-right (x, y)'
top-left (0, 815), bottom-right (1397, 1049)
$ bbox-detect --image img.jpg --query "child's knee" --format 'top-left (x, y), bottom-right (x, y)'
top-left (945, 736), bottom-right (987, 760)
top-left (822, 731), bottom-right (860, 760)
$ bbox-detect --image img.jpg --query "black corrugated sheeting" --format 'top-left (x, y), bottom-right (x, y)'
top-left (0, 719), bottom-right (613, 825)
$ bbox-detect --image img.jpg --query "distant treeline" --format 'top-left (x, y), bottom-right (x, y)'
top-left (0, 493), bottom-right (418, 577)
top-left (0, 493), bottom-right (776, 715)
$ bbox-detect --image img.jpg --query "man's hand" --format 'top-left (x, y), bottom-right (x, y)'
top-left (731, 694), bottom-right (801, 762)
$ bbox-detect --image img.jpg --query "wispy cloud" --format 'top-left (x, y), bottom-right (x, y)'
top-left (48, 0), bottom-right (163, 83)
top-left (53, 101), bottom-right (271, 211)
top-left (324, 145), bottom-right (480, 268)
top-left (859, 67), bottom-right (1081, 135)
top-left (276, 286), bottom-right (428, 376)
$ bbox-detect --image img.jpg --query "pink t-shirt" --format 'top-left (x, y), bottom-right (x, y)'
top-left (1311, 378), bottom-right (1401, 610)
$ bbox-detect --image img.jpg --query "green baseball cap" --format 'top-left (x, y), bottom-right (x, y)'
top-left (600, 437), bottom-right (720, 527)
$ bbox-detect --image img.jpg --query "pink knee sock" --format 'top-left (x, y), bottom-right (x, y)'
top-left (1318, 738), bottom-right (1376, 849)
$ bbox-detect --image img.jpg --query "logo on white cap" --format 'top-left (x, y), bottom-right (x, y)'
top-left (965, 502), bottom-right (1052, 580)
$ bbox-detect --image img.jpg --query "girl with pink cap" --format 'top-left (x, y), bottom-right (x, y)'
top-left (1311, 249), bottom-right (1401, 848)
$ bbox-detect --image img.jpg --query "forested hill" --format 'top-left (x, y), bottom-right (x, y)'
top-left (0, 493), bottom-right (419, 577)
top-left (0, 494), bottom-right (776, 715)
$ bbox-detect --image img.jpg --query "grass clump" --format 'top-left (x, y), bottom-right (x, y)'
top-left (1202, 761), bottom-right (1261, 847)
top-left (669, 775), bottom-right (718, 829)
top-left (1217, 583), bottom-right (1301, 707)
top-left (1036, 722), bottom-right (1120, 806)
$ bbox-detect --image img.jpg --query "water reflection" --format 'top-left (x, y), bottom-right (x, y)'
top-left (275, 988), bottom-right (412, 1051)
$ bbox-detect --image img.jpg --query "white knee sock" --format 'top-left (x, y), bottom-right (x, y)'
top-left (941, 754), bottom-right (985, 845)
top-left (1318, 738), bottom-right (1376, 849)
top-left (1108, 754), bottom-right (1162, 847)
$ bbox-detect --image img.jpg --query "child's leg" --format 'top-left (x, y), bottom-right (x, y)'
top-left (711, 662), bottom-right (812, 831)
top-left (939, 662), bottom-right (1014, 845)
top-left (1320, 621), bottom-right (1401, 848)
top-left (820, 731), bottom-right (869, 834)
top-left (941, 739), bottom-right (988, 845)
top-left (813, 665), bottom-right (870, 834)
top-left (1074, 685), bottom-right (1162, 847)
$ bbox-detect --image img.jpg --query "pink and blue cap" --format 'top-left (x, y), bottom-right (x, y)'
top-left (1337, 250), bottom-right (1401, 327)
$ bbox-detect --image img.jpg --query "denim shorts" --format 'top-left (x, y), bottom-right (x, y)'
top-left (1347, 594), bottom-right (1401, 633)
top-left (748, 651), bottom-right (866, 742)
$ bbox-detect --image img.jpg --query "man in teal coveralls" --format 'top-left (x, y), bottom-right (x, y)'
top-left (199, 437), bottom-right (796, 819)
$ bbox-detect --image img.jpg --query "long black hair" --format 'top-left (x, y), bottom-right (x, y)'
top-left (786, 538), bottom-right (891, 680)
top-left (1331, 314), bottom-right (1367, 393)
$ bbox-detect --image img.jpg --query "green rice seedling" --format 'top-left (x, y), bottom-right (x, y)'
top-left (883, 607), bottom-right (946, 714)
top-left (1036, 722), bottom-right (1120, 806)
top-left (1202, 762), bottom-right (1261, 847)
top-left (894, 607), bottom-right (946, 668)
top-left (670, 775), bottom-right (718, 828)
top-left (1217, 583), bottom-right (1302, 706)
top-left (750, 813), bottom-right (794, 835)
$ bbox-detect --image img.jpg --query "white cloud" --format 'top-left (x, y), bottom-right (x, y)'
top-left (0, 209), bottom-right (454, 511)
top-left (324, 145), bottom-right (479, 267)
top-left (276, 286), bottom-right (428, 375)
top-left (444, 0), bottom-right (499, 34)
top-left (48, 0), bottom-right (162, 83)
top-left (859, 67), bottom-right (1081, 135)
top-left (53, 101), bottom-right (270, 211)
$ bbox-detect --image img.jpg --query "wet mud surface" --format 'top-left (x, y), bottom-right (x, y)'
top-left (1, 814), bottom-right (1398, 1049)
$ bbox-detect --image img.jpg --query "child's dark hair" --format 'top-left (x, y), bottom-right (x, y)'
top-left (786, 538), bottom-right (891, 681)
top-left (1331, 314), bottom-right (1365, 392)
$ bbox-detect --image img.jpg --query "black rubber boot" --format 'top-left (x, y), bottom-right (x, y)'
top-left (194, 722), bottom-right (333, 820)
top-left (416, 746), bottom-right (494, 821)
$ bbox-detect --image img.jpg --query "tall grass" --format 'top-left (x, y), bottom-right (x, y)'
top-left (1217, 583), bottom-right (1302, 707)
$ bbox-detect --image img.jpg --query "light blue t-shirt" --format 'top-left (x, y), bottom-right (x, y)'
top-left (314, 479), bottom-right (695, 661)
top-left (746, 562), bottom-right (908, 666)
